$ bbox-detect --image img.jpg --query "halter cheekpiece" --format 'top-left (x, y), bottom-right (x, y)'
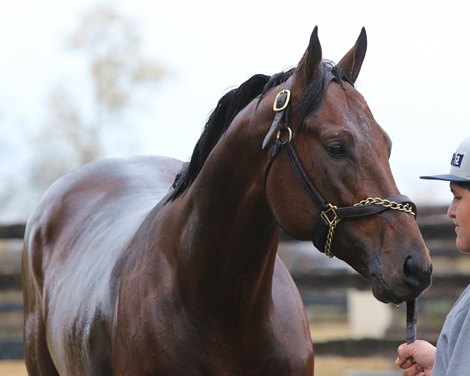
top-left (263, 85), bottom-right (417, 258)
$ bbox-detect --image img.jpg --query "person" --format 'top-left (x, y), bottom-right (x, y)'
top-left (395, 135), bottom-right (470, 375)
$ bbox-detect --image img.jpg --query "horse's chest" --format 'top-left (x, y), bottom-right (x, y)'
top-left (114, 309), bottom-right (309, 375)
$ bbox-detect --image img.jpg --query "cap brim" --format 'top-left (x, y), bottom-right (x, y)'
top-left (420, 174), bottom-right (470, 182)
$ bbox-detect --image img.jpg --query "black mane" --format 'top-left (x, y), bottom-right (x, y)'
top-left (167, 62), bottom-right (347, 201)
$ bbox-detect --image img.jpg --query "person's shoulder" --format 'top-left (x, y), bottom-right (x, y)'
top-left (449, 284), bottom-right (470, 317)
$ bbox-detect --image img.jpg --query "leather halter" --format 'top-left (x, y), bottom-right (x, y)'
top-left (263, 86), bottom-right (417, 257)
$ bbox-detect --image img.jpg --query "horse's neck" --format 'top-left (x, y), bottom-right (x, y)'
top-left (171, 135), bottom-right (280, 322)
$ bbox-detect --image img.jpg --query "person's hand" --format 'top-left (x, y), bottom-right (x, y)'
top-left (395, 340), bottom-right (436, 376)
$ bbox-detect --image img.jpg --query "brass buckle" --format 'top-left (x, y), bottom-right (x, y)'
top-left (276, 127), bottom-right (292, 143)
top-left (273, 89), bottom-right (291, 112)
top-left (321, 204), bottom-right (339, 226)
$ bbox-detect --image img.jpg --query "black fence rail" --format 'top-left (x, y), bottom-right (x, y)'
top-left (0, 224), bottom-right (25, 240)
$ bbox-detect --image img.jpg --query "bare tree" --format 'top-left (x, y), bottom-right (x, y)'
top-left (29, 4), bottom-right (164, 194)
top-left (68, 5), bottom-right (164, 123)
top-left (29, 86), bottom-right (102, 190)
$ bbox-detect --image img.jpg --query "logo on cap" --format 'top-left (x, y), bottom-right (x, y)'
top-left (451, 153), bottom-right (465, 168)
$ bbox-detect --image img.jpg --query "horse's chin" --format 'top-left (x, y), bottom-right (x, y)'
top-left (369, 276), bottom-right (422, 305)
top-left (367, 274), bottom-right (405, 304)
top-left (371, 286), bottom-right (403, 305)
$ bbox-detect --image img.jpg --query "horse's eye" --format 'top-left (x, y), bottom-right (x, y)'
top-left (326, 142), bottom-right (346, 157)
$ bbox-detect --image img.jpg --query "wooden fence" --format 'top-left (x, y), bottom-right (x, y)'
top-left (1, 205), bottom-right (467, 359)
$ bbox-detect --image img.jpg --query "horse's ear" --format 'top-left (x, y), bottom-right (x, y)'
top-left (295, 26), bottom-right (323, 86)
top-left (337, 27), bottom-right (367, 83)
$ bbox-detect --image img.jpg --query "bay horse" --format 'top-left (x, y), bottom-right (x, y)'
top-left (22, 26), bottom-right (432, 375)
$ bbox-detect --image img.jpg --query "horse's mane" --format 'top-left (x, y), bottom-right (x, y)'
top-left (168, 61), bottom-right (347, 201)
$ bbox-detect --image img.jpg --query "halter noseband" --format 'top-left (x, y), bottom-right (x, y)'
top-left (263, 86), bottom-right (417, 258)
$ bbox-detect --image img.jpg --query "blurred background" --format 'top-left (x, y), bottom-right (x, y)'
top-left (1, 0), bottom-right (470, 375)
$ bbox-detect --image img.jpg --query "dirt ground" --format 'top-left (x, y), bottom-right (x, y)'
top-left (315, 356), bottom-right (398, 376)
top-left (0, 361), bottom-right (26, 375)
top-left (1, 357), bottom-right (398, 376)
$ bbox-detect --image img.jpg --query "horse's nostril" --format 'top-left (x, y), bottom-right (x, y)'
top-left (403, 256), bottom-right (429, 288)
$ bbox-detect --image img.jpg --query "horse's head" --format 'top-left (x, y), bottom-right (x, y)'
top-left (263, 27), bottom-right (432, 304)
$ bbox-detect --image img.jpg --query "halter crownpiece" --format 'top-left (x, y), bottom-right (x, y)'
top-left (263, 87), bottom-right (417, 257)
top-left (262, 89), bottom-right (291, 150)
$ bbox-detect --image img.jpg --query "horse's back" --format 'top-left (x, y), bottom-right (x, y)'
top-left (24, 155), bottom-right (182, 281)
top-left (22, 155), bottom-right (183, 375)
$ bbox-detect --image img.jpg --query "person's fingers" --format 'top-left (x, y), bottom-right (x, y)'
top-left (406, 363), bottom-right (423, 376)
top-left (396, 342), bottom-right (413, 364)
top-left (395, 356), bottom-right (415, 369)
top-left (397, 343), bottom-right (407, 355)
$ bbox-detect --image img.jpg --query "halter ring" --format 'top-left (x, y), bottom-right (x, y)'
top-left (320, 203), bottom-right (339, 226)
top-left (276, 127), bottom-right (292, 143)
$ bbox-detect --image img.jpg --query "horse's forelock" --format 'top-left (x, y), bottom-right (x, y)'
top-left (296, 61), bottom-right (349, 130)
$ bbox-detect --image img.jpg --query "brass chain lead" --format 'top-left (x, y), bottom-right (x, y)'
top-left (324, 217), bottom-right (340, 258)
top-left (353, 197), bottom-right (416, 217)
top-left (322, 197), bottom-right (416, 258)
